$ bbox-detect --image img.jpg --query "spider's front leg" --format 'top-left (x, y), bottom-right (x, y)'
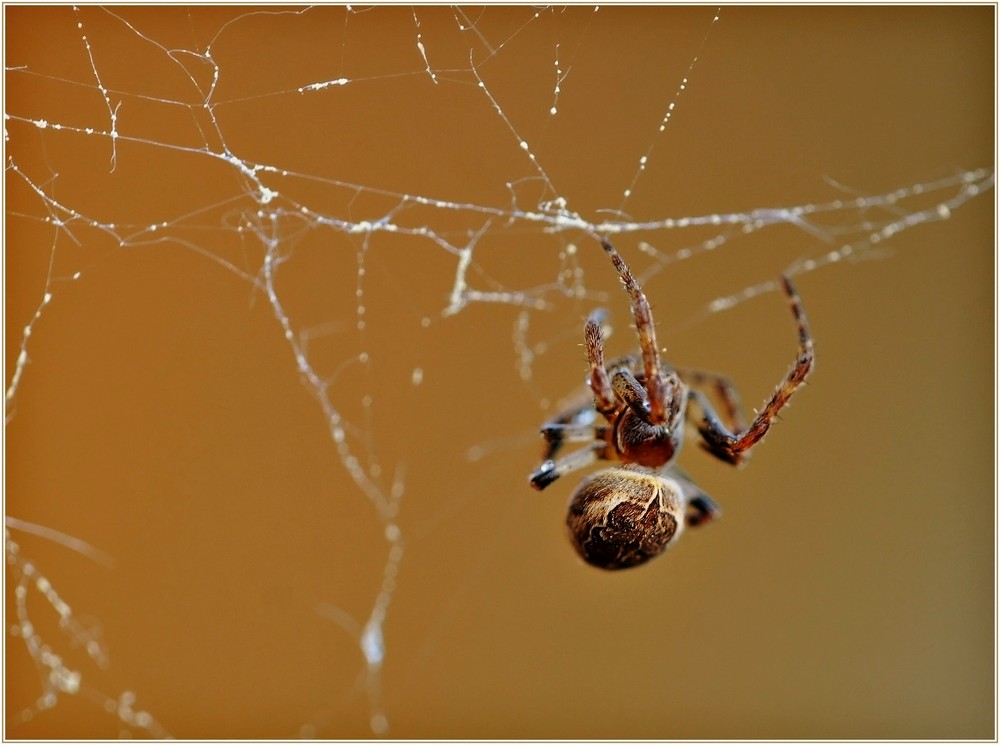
top-left (693, 275), bottom-right (814, 465)
top-left (530, 310), bottom-right (619, 491)
top-left (598, 238), bottom-right (669, 424)
top-left (584, 308), bottom-right (616, 417)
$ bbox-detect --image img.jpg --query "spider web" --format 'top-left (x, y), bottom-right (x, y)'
top-left (4, 6), bottom-right (995, 739)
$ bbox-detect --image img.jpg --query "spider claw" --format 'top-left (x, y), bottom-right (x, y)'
top-left (697, 434), bottom-right (744, 466)
top-left (530, 460), bottom-right (559, 491)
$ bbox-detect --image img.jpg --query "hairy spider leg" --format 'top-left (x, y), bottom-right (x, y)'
top-left (599, 238), bottom-right (668, 424)
top-left (584, 310), bottom-right (616, 416)
top-left (692, 275), bottom-right (814, 465)
top-left (539, 407), bottom-right (608, 461)
top-left (675, 367), bottom-right (748, 434)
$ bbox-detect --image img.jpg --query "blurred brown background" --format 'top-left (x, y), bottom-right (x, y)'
top-left (5, 6), bottom-right (994, 739)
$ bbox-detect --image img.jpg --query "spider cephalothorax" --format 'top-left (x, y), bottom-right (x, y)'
top-left (530, 237), bottom-right (814, 570)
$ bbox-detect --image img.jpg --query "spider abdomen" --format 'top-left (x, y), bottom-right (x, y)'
top-left (566, 466), bottom-right (685, 570)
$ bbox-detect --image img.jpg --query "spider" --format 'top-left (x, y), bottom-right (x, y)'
top-left (529, 237), bottom-right (814, 570)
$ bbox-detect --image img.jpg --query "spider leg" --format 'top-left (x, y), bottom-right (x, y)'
top-left (668, 467), bottom-right (723, 528)
top-left (535, 306), bottom-right (618, 463)
top-left (584, 309), bottom-right (616, 416)
top-left (599, 238), bottom-right (668, 425)
top-left (530, 442), bottom-right (607, 491)
top-left (687, 494), bottom-right (722, 527)
top-left (540, 418), bottom-right (608, 461)
top-left (676, 367), bottom-right (747, 434)
top-left (692, 275), bottom-right (814, 464)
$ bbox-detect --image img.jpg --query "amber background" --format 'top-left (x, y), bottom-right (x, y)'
top-left (5, 6), bottom-right (995, 739)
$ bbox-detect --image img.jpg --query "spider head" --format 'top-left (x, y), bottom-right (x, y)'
top-left (566, 465), bottom-right (686, 570)
top-left (612, 369), bottom-right (686, 469)
top-left (615, 407), bottom-right (680, 468)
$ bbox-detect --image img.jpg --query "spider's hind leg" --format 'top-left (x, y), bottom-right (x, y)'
top-left (669, 467), bottom-right (722, 528)
top-left (536, 391), bottom-right (607, 461)
top-left (540, 418), bottom-right (605, 461)
top-left (530, 442), bottom-right (607, 491)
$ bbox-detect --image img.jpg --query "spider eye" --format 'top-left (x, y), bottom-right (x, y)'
top-left (566, 467), bottom-right (685, 570)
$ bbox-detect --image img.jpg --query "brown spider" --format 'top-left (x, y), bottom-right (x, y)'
top-left (530, 237), bottom-right (814, 570)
